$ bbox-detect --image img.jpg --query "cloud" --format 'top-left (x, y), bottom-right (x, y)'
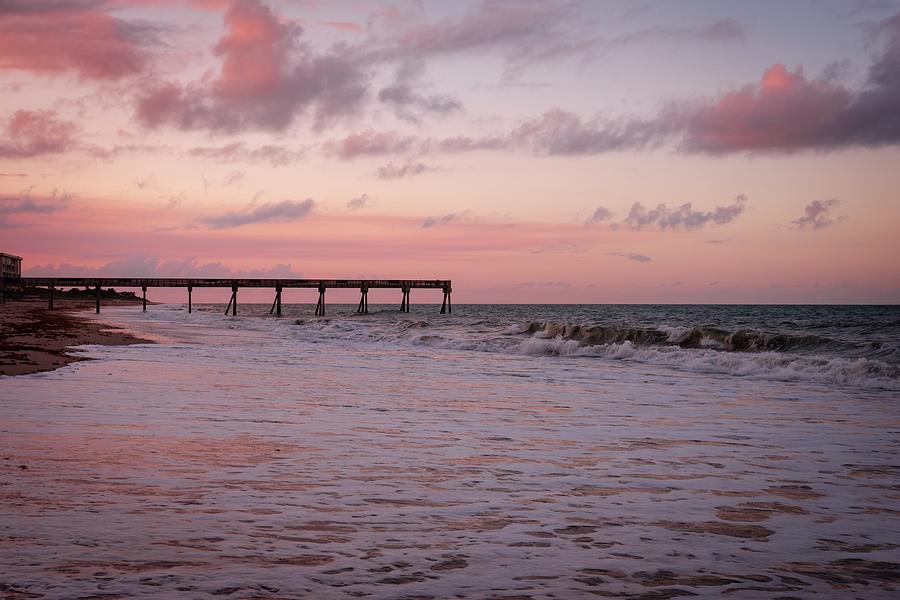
top-left (321, 20), bottom-right (365, 33)
top-left (325, 10), bottom-right (900, 159)
top-left (0, 0), bottom-right (156, 80)
top-left (609, 251), bottom-right (651, 263)
top-left (792, 198), bottom-right (843, 229)
top-left (329, 130), bottom-right (416, 159)
top-left (676, 13), bottom-right (900, 153)
top-left (222, 169), bottom-right (244, 186)
top-left (346, 193), bottom-right (368, 210)
top-left (0, 110), bottom-right (78, 159)
top-left (377, 60), bottom-right (463, 123)
top-left (422, 209), bottom-right (470, 228)
top-left (511, 108), bottom-right (669, 155)
top-left (366, 2), bottom-right (742, 77)
top-left (0, 191), bottom-right (70, 227)
top-left (199, 198), bottom-right (315, 229)
top-left (25, 255), bottom-right (302, 278)
top-left (137, 0), bottom-right (367, 133)
top-left (187, 143), bottom-right (302, 166)
top-left (585, 205), bottom-right (614, 225)
top-left (376, 161), bottom-right (434, 179)
top-left (624, 195), bottom-right (747, 230)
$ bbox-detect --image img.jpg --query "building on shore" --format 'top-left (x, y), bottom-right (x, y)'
top-left (1, 253), bottom-right (22, 279)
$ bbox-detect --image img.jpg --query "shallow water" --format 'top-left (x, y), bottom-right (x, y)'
top-left (1, 304), bottom-right (898, 599)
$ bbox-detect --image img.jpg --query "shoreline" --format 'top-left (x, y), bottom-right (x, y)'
top-left (0, 298), bottom-right (154, 377)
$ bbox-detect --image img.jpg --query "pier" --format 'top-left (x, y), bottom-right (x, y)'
top-left (4, 278), bottom-right (452, 315)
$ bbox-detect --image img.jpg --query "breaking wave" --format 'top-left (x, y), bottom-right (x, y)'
top-left (301, 317), bottom-right (900, 390)
top-left (147, 305), bottom-right (900, 391)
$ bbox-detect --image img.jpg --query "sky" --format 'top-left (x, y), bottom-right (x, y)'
top-left (1, 0), bottom-right (899, 304)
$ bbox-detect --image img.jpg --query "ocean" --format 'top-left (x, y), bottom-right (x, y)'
top-left (1, 303), bottom-right (898, 598)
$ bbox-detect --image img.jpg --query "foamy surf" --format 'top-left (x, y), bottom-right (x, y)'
top-left (110, 303), bottom-right (900, 391)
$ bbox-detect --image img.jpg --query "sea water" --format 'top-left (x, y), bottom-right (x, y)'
top-left (1, 303), bottom-right (898, 598)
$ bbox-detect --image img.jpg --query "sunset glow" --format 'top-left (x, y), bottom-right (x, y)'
top-left (2, 0), bottom-right (899, 302)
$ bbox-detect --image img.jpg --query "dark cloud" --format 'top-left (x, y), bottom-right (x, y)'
top-left (422, 209), bottom-right (470, 228)
top-left (199, 198), bottom-right (315, 229)
top-left (376, 161), bottom-right (434, 179)
top-left (792, 198), bottom-right (843, 229)
top-left (609, 251), bottom-right (651, 263)
top-left (624, 195), bottom-right (747, 230)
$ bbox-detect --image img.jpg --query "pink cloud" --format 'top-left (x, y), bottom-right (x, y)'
top-left (137, 0), bottom-right (367, 133)
top-left (330, 130), bottom-right (416, 159)
top-left (0, 110), bottom-right (78, 159)
top-left (187, 142), bottom-right (302, 166)
top-left (680, 64), bottom-right (852, 153)
top-left (0, 2), bottom-right (153, 80)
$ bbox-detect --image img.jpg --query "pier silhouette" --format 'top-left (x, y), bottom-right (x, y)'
top-left (3, 278), bottom-right (452, 315)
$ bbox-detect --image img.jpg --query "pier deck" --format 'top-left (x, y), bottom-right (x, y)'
top-left (4, 278), bottom-right (452, 315)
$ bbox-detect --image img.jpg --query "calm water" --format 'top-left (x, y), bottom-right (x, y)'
top-left (0, 303), bottom-right (898, 598)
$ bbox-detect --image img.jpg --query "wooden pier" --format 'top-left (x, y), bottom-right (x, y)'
top-left (3, 278), bottom-right (452, 315)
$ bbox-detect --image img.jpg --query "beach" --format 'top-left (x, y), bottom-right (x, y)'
top-left (1, 303), bottom-right (898, 599)
top-left (0, 297), bottom-right (152, 376)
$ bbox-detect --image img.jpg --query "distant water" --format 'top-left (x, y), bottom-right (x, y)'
top-left (183, 303), bottom-right (900, 390)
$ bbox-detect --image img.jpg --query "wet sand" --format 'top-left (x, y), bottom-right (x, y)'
top-left (0, 298), bottom-right (152, 376)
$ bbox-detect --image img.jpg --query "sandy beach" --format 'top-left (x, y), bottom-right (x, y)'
top-left (0, 296), bottom-right (153, 376)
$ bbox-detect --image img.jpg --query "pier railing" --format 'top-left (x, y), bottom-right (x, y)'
top-left (3, 277), bottom-right (453, 315)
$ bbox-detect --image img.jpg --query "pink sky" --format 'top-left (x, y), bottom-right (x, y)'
top-left (2, 0), bottom-right (899, 303)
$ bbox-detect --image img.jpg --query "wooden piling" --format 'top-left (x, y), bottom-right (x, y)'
top-left (441, 284), bottom-right (452, 314)
top-left (48, 283), bottom-right (54, 310)
top-left (95, 283), bottom-right (101, 314)
top-left (187, 286), bottom-right (192, 313)
top-left (142, 285), bottom-right (147, 312)
top-left (270, 285), bottom-right (283, 316)
top-left (400, 285), bottom-right (411, 312)
top-left (315, 284), bottom-right (326, 316)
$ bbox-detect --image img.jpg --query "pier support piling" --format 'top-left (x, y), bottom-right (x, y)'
top-left (357, 286), bottom-right (368, 314)
top-left (440, 285), bottom-right (452, 314)
top-left (95, 283), bottom-right (101, 314)
top-left (142, 285), bottom-right (147, 312)
top-left (187, 286), bottom-right (192, 313)
top-left (48, 283), bottom-right (54, 310)
top-left (270, 286), bottom-right (283, 316)
top-left (315, 284), bottom-right (326, 316)
top-left (225, 286), bottom-right (237, 316)
top-left (400, 285), bottom-right (410, 312)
